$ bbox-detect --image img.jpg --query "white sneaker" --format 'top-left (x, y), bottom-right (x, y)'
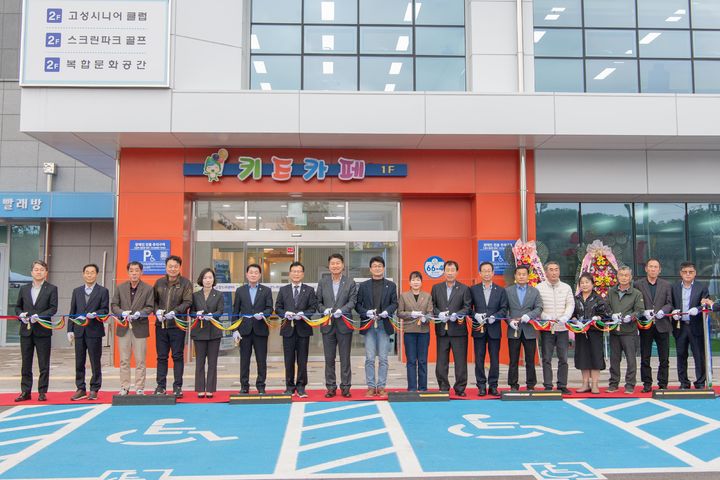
top-left (136, 389), bottom-right (145, 396)
top-left (118, 388), bottom-right (128, 396)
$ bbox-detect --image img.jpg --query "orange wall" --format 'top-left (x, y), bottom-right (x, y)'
top-left (115, 148), bottom-right (536, 367)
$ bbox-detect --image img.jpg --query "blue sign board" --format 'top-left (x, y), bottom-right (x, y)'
top-left (129, 240), bottom-right (171, 275)
top-left (0, 192), bottom-right (114, 219)
top-left (478, 240), bottom-right (514, 274)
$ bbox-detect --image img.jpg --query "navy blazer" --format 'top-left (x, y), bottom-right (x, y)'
top-left (355, 278), bottom-right (398, 336)
top-left (671, 280), bottom-right (709, 337)
top-left (15, 282), bottom-right (58, 338)
top-left (469, 283), bottom-right (509, 339)
top-left (68, 284), bottom-right (110, 337)
top-left (276, 283), bottom-right (318, 338)
top-left (233, 284), bottom-right (274, 337)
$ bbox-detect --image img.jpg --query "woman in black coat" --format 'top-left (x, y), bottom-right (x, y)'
top-left (573, 272), bottom-right (610, 394)
top-left (191, 268), bottom-right (224, 398)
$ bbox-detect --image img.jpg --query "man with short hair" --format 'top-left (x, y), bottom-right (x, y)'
top-left (14, 260), bottom-right (58, 402)
top-left (431, 260), bottom-right (472, 396)
top-left (111, 261), bottom-right (154, 395)
top-left (536, 261), bottom-right (575, 394)
top-left (233, 263), bottom-right (274, 394)
top-left (68, 263), bottom-right (109, 401)
top-left (672, 261), bottom-right (709, 389)
top-left (153, 255), bottom-right (193, 398)
top-left (356, 256), bottom-right (398, 397)
top-left (505, 265), bottom-right (543, 391)
top-left (606, 266), bottom-right (645, 394)
top-left (634, 258), bottom-right (673, 392)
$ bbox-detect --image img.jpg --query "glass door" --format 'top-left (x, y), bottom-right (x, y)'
top-left (0, 244), bottom-right (7, 345)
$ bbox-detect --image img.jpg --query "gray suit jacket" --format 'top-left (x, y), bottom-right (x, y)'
top-left (634, 278), bottom-right (673, 333)
top-left (111, 280), bottom-right (154, 338)
top-left (505, 284), bottom-right (543, 340)
top-left (316, 274), bottom-right (357, 335)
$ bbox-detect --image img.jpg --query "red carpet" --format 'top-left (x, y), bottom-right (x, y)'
top-left (1, 386), bottom-right (717, 406)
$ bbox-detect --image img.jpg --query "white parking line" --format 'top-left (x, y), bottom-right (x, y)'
top-left (377, 402), bottom-right (423, 475)
top-left (0, 419), bottom-right (73, 434)
top-left (298, 428), bottom-right (388, 451)
top-left (302, 413), bottom-right (383, 431)
top-left (596, 399), bottom-right (649, 414)
top-left (295, 447), bottom-right (397, 475)
top-left (304, 402), bottom-right (376, 417)
top-left (0, 435), bottom-right (45, 447)
top-left (0, 406), bottom-right (96, 423)
top-left (628, 410), bottom-right (679, 427)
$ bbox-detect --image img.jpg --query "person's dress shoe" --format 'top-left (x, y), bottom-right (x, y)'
top-left (257, 388), bottom-right (266, 395)
top-left (526, 386), bottom-right (535, 391)
top-left (624, 386), bottom-right (635, 394)
top-left (297, 389), bottom-right (308, 398)
top-left (239, 387), bottom-right (249, 394)
top-left (641, 385), bottom-right (652, 393)
top-left (198, 392), bottom-right (206, 398)
top-left (558, 387), bottom-right (572, 395)
top-left (38, 393), bottom-right (47, 401)
top-left (154, 386), bottom-right (166, 395)
top-left (70, 390), bottom-right (87, 401)
top-left (173, 387), bottom-right (184, 399)
top-left (606, 386), bottom-right (619, 393)
top-left (325, 389), bottom-right (336, 398)
top-left (455, 390), bottom-right (467, 397)
top-left (489, 387), bottom-right (500, 396)
top-left (341, 388), bottom-right (351, 398)
top-left (283, 389), bottom-right (295, 395)
top-left (478, 386), bottom-right (487, 397)
top-left (658, 385), bottom-right (668, 390)
top-left (544, 386), bottom-right (553, 391)
top-left (365, 388), bottom-right (376, 397)
top-left (510, 386), bottom-right (519, 392)
top-left (88, 391), bottom-right (98, 400)
top-left (14, 392), bottom-right (30, 402)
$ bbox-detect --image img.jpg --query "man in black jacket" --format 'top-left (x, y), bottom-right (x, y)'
top-left (68, 263), bottom-right (109, 401)
top-left (14, 260), bottom-right (58, 402)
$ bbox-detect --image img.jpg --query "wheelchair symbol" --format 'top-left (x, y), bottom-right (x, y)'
top-left (107, 418), bottom-right (238, 445)
top-left (448, 414), bottom-right (583, 439)
top-left (524, 462), bottom-right (606, 480)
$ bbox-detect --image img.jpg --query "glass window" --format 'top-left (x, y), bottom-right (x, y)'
top-left (416, 57), bottom-right (465, 91)
top-left (251, 25), bottom-right (301, 54)
top-left (638, 0), bottom-right (690, 28)
top-left (535, 58), bottom-right (584, 92)
top-left (360, 27), bottom-right (413, 55)
top-left (534, 29), bottom-right (583, 57)
top-left (688, 203), bottom-right (720, 277)
top-left (359, 0), bottom-right (411, 24)
top-left (693, 31), bottom-right (720, 58)
top-left (8, 224), bottom-right (41, 344)
top-left (304, 26), bottom-right (357, 54)
top-left (0, 225), bottom-right (7, 243)
top-left (640, 59), bottom-right (692, 92)
top-left (252, 0), bottom-right (302, 23)
top-left (360, 57), bottom-right (413, 91)
top-left (691, 0), bottom-right (720, 28)
top-left (635, 203), bottom-right (686, 274)
top-left (586, 59), bottom-right (638, 92)
top-left (581, 203), bottom-right (634, 268)
top-left (250, 56), bottom-right (301, 90)
top-left (415, 0), bottom-right (464, 26)
top-left (304, 0), bottom-right (357, 24)
top-left (584, 0), bottom-right (636, 28)
top-left (536, 203), bottom-right (580, 284)
top-left (415, 27), bottom-right (465, 55)
top-left (534, 0), bottom-right (582, 27)
top-left (694, 60), bottom-right (720, 93)
top-left (585, 30), bottom-right (637, 57)
top-left (349, 202), bottom-right (398, 230)
top-left (247, 201), bottom-right (347, 231)
top-left (303, 56), bottom-right (357, 90)
top-left (639, 30), bottom-right (690, 58)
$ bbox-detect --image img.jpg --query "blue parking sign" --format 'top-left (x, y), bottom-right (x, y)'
top-left (478, 240), bottom-right (514, 274)
top-left (129, 240), bottom-right (171, 275)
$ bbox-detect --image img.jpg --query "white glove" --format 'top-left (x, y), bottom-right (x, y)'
top-left (450, 313), bottom-right (458, 322)
top-left (284, 311), bottom-right (295, 319)
top-left (655, 310), bottom-right (665, 320)
top-left (132, 311), bottom-right (142, 321)
top-left (30, 314), bottom-right (40, 323)
top-left (591, 316), bottom-right (601, 321)
top-left (643, 309), bottom-right (654, 320)
top-left (195, 310), bottom-right (205, 320)
top-left (18, 312), bottom-right (28, 324)
top-left (67, 332), bottom-right (74, 344)
top-left (253, 313), bottom-right (264, 320)
top-left (688, 307), bottom-right (699, 316)
top-left (509, 319), bottom-right (519, 330)
top-left (612, 313), bottom-right (621, 321)
top-left (366, 309), bottom-right (376, 318)
top-left (165, 311), bottom-right (176, 320)
top-left (488, 315), bottom-right (496, 324)
top-left (622, 315), bottom-right (632, 324)
top-left (379, 311), bottom-right (389, 318)
top-left (438, 311), bottom-right (449, 322)
top-left (232, 331), bottom-right (241, 343)
top-left (672, 309), bottom-right (681, 320)
top-left (324, 308), bottom-right (331, 316)
top-left (411, 311), bottom-right (422, 318)
top-left (558, 315), bottom-right (569, 324)
top-left (420, 316), bottom-right (428, 323)
top-left (155, 309), bottom-right (165, 319)
top-left (75, 315), bottom-right (86, 322)
top-left (333, 309), bottom-right (343, 318)
top-left (86, 312), bottom-right (97, 319)
top-left (474, 313), bottom-right (486, 323)
top-left (520, 314), bottom-right (530, 323)
top-left (122, 310), bottom-right (131, 318)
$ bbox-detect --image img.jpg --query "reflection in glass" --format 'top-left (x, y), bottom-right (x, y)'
top-left (535, 203), bottom-right (580, 285)
top-left (251, 25), bottom-right (301, 54)
top-left (688, 203), bottom-right (720, 278)
top-left (304, 26), bottom-right (357, 54)
top-left (640, 60), bottom-right (692, 93)
top-left (360, 27), bottom-right (413, 55)
top-left (304, 0), bottom-right (357, 24)
top-left (691, 0), bottom-right (720, 29)
top-left (247, 201), bottom-right (347, 231)
top-left (637, 0), bottom-right (690, 28)
top-left (360, 0), bottom-right (411, 24)
top-left (584, 0), bottom-right (636, 27)
top-left (534, 0), bottom-right (582, 27)
top-left (585, 30), bottom-right (636, 57)
top-left (533, 28), bottom-right (582, 57)
top-left (415, 0), bottom-right (465, 25)
top-left (252, 0), bottom-right (302, 23)
top-left (349, 202), bottom-right (399, 230)
top-left (635, 203), bottom-right (686, 273)
top-left (416, 57), bottom-right (465, 91)
top-left (639, 30), bottom-right (690, 58)
top-left (586, 59), bottom-right (639, 92)
top-left (581, 203), bottom-right (634, 268)
top-left (304, 56), bottom-right (358, 90)
top-left (694, 60), bottom-right (720, 93)
top-left (360, 57), bottom-right (413, 91)
top-left (415, 27), bottom-right (465, 55)
top-left (535, 59), bottom-right (584, 92)
top-left (693, 31), bottom-right (720, 58)
top-left (250, 55), bottom-right (301, 91)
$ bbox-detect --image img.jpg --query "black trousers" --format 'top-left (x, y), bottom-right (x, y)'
top-left (240, 333), bottom-right (268, 390)
top-left (322, 330), bottom-right (352, 390)
top-left (20, 335), bottom-right (51, 394)
top-left (156, 327), bottom-right (186, 390)
top-left (640, 326), bottom-right (670, 388)
top-left (435, 335), bottom-right (468, 392)
top-left (674, 326), bottom-right (706, 388)
top-left (507, 334), bottom-right (537, 389)
top-left (473, 335), bottom-right (500, 388)
top-left (194, 338), bottom-right (220, 393)
top-left (283, 333), bottom-right (310, 389)
top-left (74, 335), bottom-right (103, 392)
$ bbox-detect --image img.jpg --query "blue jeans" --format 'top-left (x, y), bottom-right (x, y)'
top-left (364, 327), bottom-right (390, 388)
top-left (404, 332), bottom-right (430, 391)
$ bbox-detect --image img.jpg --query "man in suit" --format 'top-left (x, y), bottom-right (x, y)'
top-left (233, 263), bottom-right (274, 394)
top-left (111, 261), bottom-right (154, 396)
top-left (316, 253), bottom-right (358, 398)
top-left (275, 261), bottom-right (317, 398)
top-left (431, 260), bottom-right (472, 396)
top-left (67, 263), bottom-right (109, 401)
top-left (153, 255), bottom-right (193, 398)
top-left (469, 261), bottom-right (508, 397)
top-left (14, 260), bottom-right (58, 402)
top-left (356, 256), bottom-right (398, 397)
top-left (671, 261), bottom-right (709, 389)
top-left (635, 258), bottom-right (674, 392)
top-left (505, 265), bottom-right (543, 391)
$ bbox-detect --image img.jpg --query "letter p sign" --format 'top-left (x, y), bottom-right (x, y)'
top-left (143, 250), bottom-right (153, 262)
top-left (491, 250), bottom-right (501, 262)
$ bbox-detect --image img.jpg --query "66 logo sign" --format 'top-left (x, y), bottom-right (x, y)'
top-left (424, 256), bottom-right (445, 279)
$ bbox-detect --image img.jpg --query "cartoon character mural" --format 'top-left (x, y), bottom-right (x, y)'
top-left (203, 149), bottom-right (229, 182)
